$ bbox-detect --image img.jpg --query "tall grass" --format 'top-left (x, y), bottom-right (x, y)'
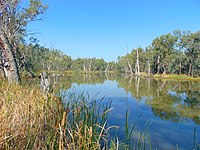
top-left (0, 82), bottom-right (118, 149)
top-left (59, 90), bottom-right (115, 149)
top-left (0, 81), bottom-right (151, 149)
top-left (0, 81), bottom-right (62, 149)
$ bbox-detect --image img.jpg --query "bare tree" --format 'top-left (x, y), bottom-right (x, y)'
top-left (135, 48), bottom-right (140, 76)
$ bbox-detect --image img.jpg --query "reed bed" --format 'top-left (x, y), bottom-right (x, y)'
top-left (0, 81), bottom-right (150, 149)
top-left (0, 82), bottom-right (118, 149)
top-left (0, 81), bottom-right (62, 149)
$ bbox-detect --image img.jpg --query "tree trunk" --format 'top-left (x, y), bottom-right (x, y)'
top-left (88, 62), bottom-right (92, 72)
top-left (83, 64), bottom-right (87, 72)
top-left (40, 71), bottom-right (49, 93)
top-left (179, 61), bottom-right (182, 75)
top-left (162, 64), bottom-right (166, 75)
top-left (135, 48), bottom-right (140, 76)
top-left (104, 64), bottom-right (109, 72)
top-left (0, 68), bottom-right (5, 78)
top-left (135, 62), bottom-right (137, 75)
top-left (127, 60), bottom-right (133, 75)
top-left (188, 62), bottom-right (192, 76)
top-left (156, 55), bottom-right (160, 74)
top-left (148, 59), bottom-right (151, 77)
top-left (0, 35), bottom-right (21, 84)
top-left (24, 62), bottom-right (35, 78)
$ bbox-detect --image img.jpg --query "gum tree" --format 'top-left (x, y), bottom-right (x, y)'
top-left (0, 0), bottom-right (47, 83)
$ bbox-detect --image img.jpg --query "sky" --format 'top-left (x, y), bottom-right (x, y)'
top-left (28, 0), bottom-right (200, 62)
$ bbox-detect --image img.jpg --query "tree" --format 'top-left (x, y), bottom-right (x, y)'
top-left (151, 33), bottom-right (178, 74)
top-left (180, 31), bottom-right (200, 76)
top-left (0, 0), bottom-right (47, 83)
top-left (135, 48), bottom-right (140, 76)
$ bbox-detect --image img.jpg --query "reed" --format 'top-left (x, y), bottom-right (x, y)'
top-left (0, 82), bottom-right (117, 149)
top-left (0, 81), bottom-right (150, 149)
top-left (59, 90), bottom-right (115, 149)
top-left (0, 81), bottom-right (63, 149)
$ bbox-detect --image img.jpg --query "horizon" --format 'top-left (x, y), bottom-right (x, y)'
top-left (28, 0), bottom-right (200, 62)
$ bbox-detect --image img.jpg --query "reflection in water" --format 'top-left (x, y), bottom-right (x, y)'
top-left (56, 73), bottom-right (200, 149)
top-left (117, 76), bottom-right (200, 124)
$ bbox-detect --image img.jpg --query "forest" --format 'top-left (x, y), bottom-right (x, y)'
top-left (2, 29), bottom-right (199, 79)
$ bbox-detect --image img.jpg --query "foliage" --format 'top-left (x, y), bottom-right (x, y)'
top-left (116, 30), bottom-right (200, 77)
top-left (19, 42), bottom-right (118, 74)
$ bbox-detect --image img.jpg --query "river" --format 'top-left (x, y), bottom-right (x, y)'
top-left (55, 73), bottom-right (200, 149)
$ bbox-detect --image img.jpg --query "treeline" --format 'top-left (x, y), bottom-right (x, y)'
top-left (21, 30), bottom-right (199, 77)
top-left (19, 43), bottom-right (118, 74)
top-left (118, 30), bottom-right (200, 77)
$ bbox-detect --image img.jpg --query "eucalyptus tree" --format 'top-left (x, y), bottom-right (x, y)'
top-left (145, 46), bottom-right (154, 76)
top-left (117, 55), bottom-right (132, 74)
top-left (92, 58), bottom-right (107, 71)
top-left (0, 0), bottom-right (47, 83)
top-left (71, 58), bottom-right (84, 71)
top-left (179, 31), bottom-right (200, 76)
top-left (105, 61), bottom-right (118, 72)
top-left (151, 33), bottom-right (178, 74)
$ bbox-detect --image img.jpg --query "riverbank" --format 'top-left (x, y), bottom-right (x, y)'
top-left (153, 74), bottom-right (200, 81)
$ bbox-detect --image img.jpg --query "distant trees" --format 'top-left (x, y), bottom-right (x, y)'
top-left (0, 0), bottom-right (47, 83)
top-left (24, 29), bottom-right (199, 77)
top-left (1, 11), bottom-right (199, 80)
top-left (22, 43), bottom-right (72, 72)
top-left (117, 47), bottom-right (147, 75)
top-left (19, 43), bottom-right (117, 73)
top-left (117, 30), bottom-right (200, 77)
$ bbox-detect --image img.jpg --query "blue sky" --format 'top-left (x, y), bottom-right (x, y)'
top-left (28, 0), bottom-right (200, 62)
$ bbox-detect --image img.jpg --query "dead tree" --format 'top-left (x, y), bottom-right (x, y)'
top-left (127, 60), bottom-right (133, 75)
top-left (40, 72), bottom-right (49, 93)
top-left (135, 48), bottom-right (140, 76)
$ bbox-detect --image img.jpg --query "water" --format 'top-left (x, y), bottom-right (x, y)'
top-left (58, 73), bottom-right (200, 150)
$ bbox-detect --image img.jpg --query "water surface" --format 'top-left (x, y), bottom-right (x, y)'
top-left (58, 73), bottom-right (200, 150)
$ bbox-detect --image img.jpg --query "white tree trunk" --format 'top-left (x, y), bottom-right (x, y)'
top-left (156, 55), bottom-right (160, 74)
top-left (83, 64), bottom-right (87, 72)
top-left (127, 60), bottom-right (133, 75)
top-left (135, 48), bottom-right (140, 76)
top-left (0, 35), bottom-right (21, 83)
top-left (104, 64), bottom-right (109, 72)
top-left (148, 59), bottom-right (151, 77)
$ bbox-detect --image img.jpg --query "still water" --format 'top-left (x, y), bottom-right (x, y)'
top-left (58, 73), bottom-right (200, 150)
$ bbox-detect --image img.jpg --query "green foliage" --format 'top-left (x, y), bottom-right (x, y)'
top-left (117, 30), bottom-right (200, 77)
top-left (16, 29), bottom-right (199, 77)
top-left (19, 42), bottom-right (118, 74)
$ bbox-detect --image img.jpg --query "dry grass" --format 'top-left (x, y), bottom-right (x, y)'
top-left (0, 81), bottom-right (62, 149)
top-left (153, 74), bottom-right (200, 81)
top-left (0, 81), bottom-right (116, 149)
top-left (0, 80), bottom-right (148, 150)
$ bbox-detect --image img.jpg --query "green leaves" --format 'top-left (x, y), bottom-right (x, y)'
top-left (117, 30), bottom-right (200, 76)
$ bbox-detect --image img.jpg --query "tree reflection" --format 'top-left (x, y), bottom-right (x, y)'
top-left (52, 73), bottom-right (200, 124)
top-left (118, 77), bottom-right (200, 124)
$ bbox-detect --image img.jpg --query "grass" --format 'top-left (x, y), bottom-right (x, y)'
top-left (153, 74), bottom-right (200, 81)
top-left (59, 90), bottom-right (115, 149)
top-left (0, 78), bottom-right (152, 149)
top-left (0, 81), bottom-right (63, 149)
